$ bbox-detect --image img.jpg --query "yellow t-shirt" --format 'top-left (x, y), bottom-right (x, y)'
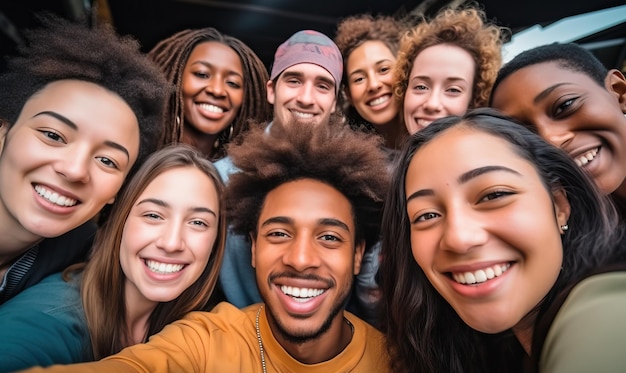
top-left (21, 302), bottom-right (390, 372)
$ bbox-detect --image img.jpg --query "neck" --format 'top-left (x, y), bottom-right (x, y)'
top-left (0, 212), bottom-right (42, 268)
top-left (123, 282), bottom-right (157, 345)
top-left (512, 308), bottom-right (539, 356)
top-left (372, 114), bottom-right (407, 150)
top-left (182, 122), bottom-right (219, 158)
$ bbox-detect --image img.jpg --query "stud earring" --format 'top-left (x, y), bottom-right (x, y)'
top-left (560, 224), bottom-right (569, 231)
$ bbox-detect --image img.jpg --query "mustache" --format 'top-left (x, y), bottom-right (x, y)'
top-left (269, 271), bottom-right (335, 288)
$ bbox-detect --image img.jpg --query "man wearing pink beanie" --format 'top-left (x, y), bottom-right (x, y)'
top-left (267, 30), bottom-right (343, 126)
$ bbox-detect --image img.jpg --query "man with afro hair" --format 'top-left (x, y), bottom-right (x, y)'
top-left (23, 115), bottom-right (391, 372)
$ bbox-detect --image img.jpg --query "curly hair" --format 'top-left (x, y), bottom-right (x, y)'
top-left (393, 6), bottom-right (507, 109)
top-left (148, 28), bottom-right (272, 160)
top-left (380, 108), bottom-right (624, 372)
top-left (224, 116), bottom-right (389, 252)
top-left (334, 14), bottom-right (409, 132)
top-left (0, 14), bottom-right (169, 178)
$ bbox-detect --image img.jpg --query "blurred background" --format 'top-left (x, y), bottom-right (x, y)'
top-left (1, 0), bottom-right (624, 72)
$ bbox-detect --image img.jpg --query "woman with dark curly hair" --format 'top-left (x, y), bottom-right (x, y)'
top-left (148, 27), bottom-right (272, 161)
top-left (334, 14), bottom-right (409, 151)
top-left (0, 14), bottom-right (169, 305)
top-left (380, 108), bottom-right (626, 372)
top-left (393, 6), bottom-right (507, 134)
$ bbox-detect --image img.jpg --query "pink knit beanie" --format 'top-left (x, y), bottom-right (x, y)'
top-left (270, 30), bottom-right (343, 92)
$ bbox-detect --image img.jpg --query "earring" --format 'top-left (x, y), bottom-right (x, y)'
top-left (560, 224), bottom-right (569, 231)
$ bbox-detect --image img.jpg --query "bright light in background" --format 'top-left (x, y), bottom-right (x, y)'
top-left (502, 4), bottom-right (626, 63)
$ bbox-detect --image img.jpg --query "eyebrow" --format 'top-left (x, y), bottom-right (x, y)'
top-left (406, 165), bottom-right (521, 202)
top-left (191, 61), bottom-right (243, 79)
top-left (533, 83), bottom-right (570, 104)
top-left (348, 59), bottom-right (393, 77)
top-left (282, 70), bottom-right (336, 89)
top-left (260, 216), bottom-right (350, 232)
top-left (411, 75), bottom-right (468, 82)
top-left (34, 110), bottom-right (131, 160)
top-left (137, 198), bottom-right (217, 217)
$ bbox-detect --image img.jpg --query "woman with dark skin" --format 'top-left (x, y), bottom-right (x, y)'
top-left (148, 28), bottom-right (272, 160)
top-left (490, 42), bottom-right (626, 217)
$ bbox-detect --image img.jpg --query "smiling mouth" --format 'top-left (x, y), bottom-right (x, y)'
top-left (450, 263), bottom-right (511, 285)
top-left (574, 147), bottom-right (598, 167)
top-left (291, 111), bottom-right (315, 120)
top-left (34, 185), bottom-right (78, 207)
top-left (280, 285), bottom-right (325, 303)
top-left (368, 95), bottom-right (389, 107)
top-left (145, 259), bottom-right (185, 274)
top-left (197, 103), bottom-right (225, 113)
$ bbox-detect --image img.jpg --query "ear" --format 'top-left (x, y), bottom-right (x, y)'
top-left (107, 196), bottom-right (116, 205)
top-left (552, 187), bottom-right (571, 234)
top-left (343, 84), bottom-right (352, 104)
top-left (352, 240), bottom-right (366, 275)
top-left (266, 80), bottom-right (276, 105)
top-left (250, 232), bottom-right (257, 269)
top-left (604, 69), bottom-right (626, 113)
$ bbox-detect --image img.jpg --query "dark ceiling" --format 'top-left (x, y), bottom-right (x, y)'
top-left (1, 0), bottom-right (625, 70)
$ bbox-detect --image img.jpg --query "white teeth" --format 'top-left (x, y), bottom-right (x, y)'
top-left (280, 285), bottom-right (325, 302)
top-left (198, 103), bottom-right (224, 113)
top-left (145, 260), bottom-right (184, 274)
top-left (291, 111), bottom-right (314, 119)
top-left (416, 119), bottom-right (432, 128)
top-left (574, 148), bottom-right (598, 167)
top-left (368, 95), bottom-right (389, 106)
top-left (34, 185), bottom-right (78, 207)
top-left (452, 263), bottom-right (511, 285)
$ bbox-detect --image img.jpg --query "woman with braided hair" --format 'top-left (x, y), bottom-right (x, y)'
top-left (148, 27), bottom-right (272, 160)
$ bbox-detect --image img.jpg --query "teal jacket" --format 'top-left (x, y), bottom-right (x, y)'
top-left (0, 272), bottom-right (90, 372)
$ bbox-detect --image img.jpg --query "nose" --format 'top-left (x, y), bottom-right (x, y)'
top-left (156, 222), bottom-right (185, 253)
top-left (54, 147), bottom-right (90, 183)
top-left (367, 74), bottom-right (382, 92)
top-left (296, 83), bottom-right (314, 106)
top-left (535, 120), bottom-right (574, 148)
top-left (205, 77), bottom-right (225, 98)
top-left (422, 91), bottom-right (442, 112)
top-left (440, 206), bottom-right (488, 254)
top-left (282, 234), bottom-right (320, 271)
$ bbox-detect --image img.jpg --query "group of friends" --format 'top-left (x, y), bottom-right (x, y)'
top-left (0, 3), bottom-right (625, 372)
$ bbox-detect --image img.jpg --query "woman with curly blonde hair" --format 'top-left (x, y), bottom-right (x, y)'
top-left (393, 6), bottom-right (507, 134)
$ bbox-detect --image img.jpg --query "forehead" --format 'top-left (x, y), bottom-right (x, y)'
top-left (139, 166), bottom-right (218, 203)
top-left (407, 126), bottom-right (534, 182)
top-left (186, 42), bottom-right (242, 68)
top-left (260, 179), bottom-right (354, 226)
top-left (492, 61), bottom-right (600, 106)
top-left (280, 63), bottom-right (335, 85)
top-left (347, 40), bottom-right (395, 68)
top-left (410, 44), bottom-right (475, 79)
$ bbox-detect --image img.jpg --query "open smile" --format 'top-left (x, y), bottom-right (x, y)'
top-left (450, 263), bottom-right (511, 285)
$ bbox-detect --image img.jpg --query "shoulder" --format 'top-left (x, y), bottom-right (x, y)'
top-left (541, 271), bottom-right (626, 372)
top-left (178, 301), bottom-right (255, 333)
top-left (213, 156), bottom-right (238, 182)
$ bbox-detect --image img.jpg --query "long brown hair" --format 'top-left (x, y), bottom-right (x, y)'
top-left (80, 144), bottom-right (226, 359)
